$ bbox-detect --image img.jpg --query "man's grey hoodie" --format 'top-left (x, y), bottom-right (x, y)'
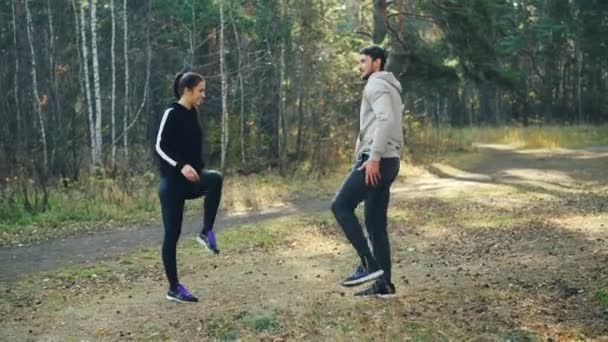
top-left (354, 71), bottom-right (404, 161)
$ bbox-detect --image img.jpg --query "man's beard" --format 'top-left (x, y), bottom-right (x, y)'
top-left (360, 70), bottom-right (371, 80)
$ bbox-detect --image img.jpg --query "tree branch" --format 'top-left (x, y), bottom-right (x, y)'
top-left (355, 30), bottom-right (373, 38)
top-left (430, 0), bottom-right (461, 12)
top-left (387, 12), bottom-right (434, 20)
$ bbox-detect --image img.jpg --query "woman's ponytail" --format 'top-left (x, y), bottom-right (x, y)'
top-left (173, 73), bottom-right (185, 99)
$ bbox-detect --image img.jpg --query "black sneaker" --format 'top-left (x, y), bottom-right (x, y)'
top-left (341, 258), bottom-right (384, 287)
top-left (196, 231), bottom-right (220, 255)
top-left (354, 280), bottom-right (396, 298)
top-left (166, 283), bottom-right (199, 303)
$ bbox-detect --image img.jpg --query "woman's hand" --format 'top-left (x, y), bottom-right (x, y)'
top-left (181, 164), bottom-right (200, 182)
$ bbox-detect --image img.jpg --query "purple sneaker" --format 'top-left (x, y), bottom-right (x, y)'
top-left (196, 231), bottom-right (220, 255)
top-left (166, 283), bottom-right (198, 303)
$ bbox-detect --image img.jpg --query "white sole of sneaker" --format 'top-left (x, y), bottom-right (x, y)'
top-left (166, 295), bottom-right (197, 303)
top-left (341, 269), bottom-right (385, 287)
top-left (376, 293), bottom-right (397, 299)
top-left (195, 236), bottom-right (217, 255)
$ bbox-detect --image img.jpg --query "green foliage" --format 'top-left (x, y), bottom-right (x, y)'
top-left (249, 313), bottom-right (280, 332)
top-left (596, 288), bottom-right (608, 308)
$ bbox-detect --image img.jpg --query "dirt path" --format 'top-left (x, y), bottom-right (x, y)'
top-left (1, 145), bottom-right (606, 282)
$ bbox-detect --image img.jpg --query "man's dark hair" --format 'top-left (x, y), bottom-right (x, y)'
top-left (360, 45), bottom-right (387, 71)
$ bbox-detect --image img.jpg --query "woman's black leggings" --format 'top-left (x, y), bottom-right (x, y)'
top-left (158, 169), bottom-right (223, 287)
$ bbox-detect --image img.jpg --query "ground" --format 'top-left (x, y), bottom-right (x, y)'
top-left (1, 145), bottom-right (607, 341)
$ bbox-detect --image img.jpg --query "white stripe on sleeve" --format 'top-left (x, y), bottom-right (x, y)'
top-left (155, 108), bottom-right (178, 167)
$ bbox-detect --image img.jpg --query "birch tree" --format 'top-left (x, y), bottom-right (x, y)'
top-left (110, 0), bottom-right (117, 169)
top-left (123, 0), bottom-right (129, 161)
top-left (25, 0), bottom-right (48, 172)
top-left (228, 0), bottom-right (246, 164)
top-left (219, 0), bottom-right (228, 170)
top-left (78, 0), bottom-right (96, 167)
top-left (12, 0), bottom-right (21, 145)
top-left (90, 0), bottom-right (103, 168)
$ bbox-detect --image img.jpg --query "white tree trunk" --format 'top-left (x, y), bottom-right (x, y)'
top-left (46, 0), bottom-right (59, 125)
top-left (190, 0), bottom-right (195, 66)
top-left (576, 43), bottom-right (583, 123)
top-left (78, 1), bottom-right (96, 167)
top-left (12, 0), bottom-right (21, 141)
top-left (279, 42), bottom-right (286, 164)
top-left (228, 0), bottom-right (246, 164)
top-left (220, 0), bottom-right (229, 170)
top-left (90, 0), bottom-right (103, 168)
top-left (278, 0), bottom-right (287, 167)
top-left (110, 0), bottom-right (117, 170)
top-left (111, 0), bottom-right (150, 148)
top-left (123, 0), bottom-right (129, 162)
top-left (47, 0), bottom-right (60, 166)
top-left (25, 0), bottom-right (48, 172)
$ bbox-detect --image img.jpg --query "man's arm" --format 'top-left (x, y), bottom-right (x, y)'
top-left (367, 81), bottom-right (395, 162)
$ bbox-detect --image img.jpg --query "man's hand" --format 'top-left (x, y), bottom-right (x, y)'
top-left (181, 164), bottom-right (200, 183)
top-left (358, 160), bottom-right (381, 187)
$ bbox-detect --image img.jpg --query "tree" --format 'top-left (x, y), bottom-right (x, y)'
top-left (122, 0), bottom-right (129, 162)
top-left (110, 0), bottom-right (117, 170)
top-left (228, 0), bottom-right (246, 164)
top-left (219, 0), bottom-right (229, 170)
top-left (90, 0), bottom-right (103, 169)
top-left (25, 0), bottom-right (48, 173)
top-left (77, 0), bottom-right (96, 168)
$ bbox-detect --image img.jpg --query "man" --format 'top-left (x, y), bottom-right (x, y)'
top-left (331, 45), bottom-right (404, 298)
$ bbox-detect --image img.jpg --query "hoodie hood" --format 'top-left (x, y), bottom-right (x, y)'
top-left (369, 71), bottom-right (402, 93)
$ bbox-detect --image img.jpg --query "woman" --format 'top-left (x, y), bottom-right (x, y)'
top-left (155, 72), bottom-right (223, 303)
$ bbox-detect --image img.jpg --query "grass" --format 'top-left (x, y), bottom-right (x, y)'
top-left (0, 171), bottom-right (344, 246)
top-left (596, 288), bottom-right (608, 308)
top-left (0, 173), bottom-right (161, 240)
top-left (249, 313), bottom-right (280, 332)
top-left (408, 124), bottom-right (608, 157)
top-left (2, 124), bottom-right (606, 246)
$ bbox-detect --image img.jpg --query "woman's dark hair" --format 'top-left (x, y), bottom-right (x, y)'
top-left (173, 72), bottom-right (205, 99)
top-left (359, 45), bottom-right (387, 71)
